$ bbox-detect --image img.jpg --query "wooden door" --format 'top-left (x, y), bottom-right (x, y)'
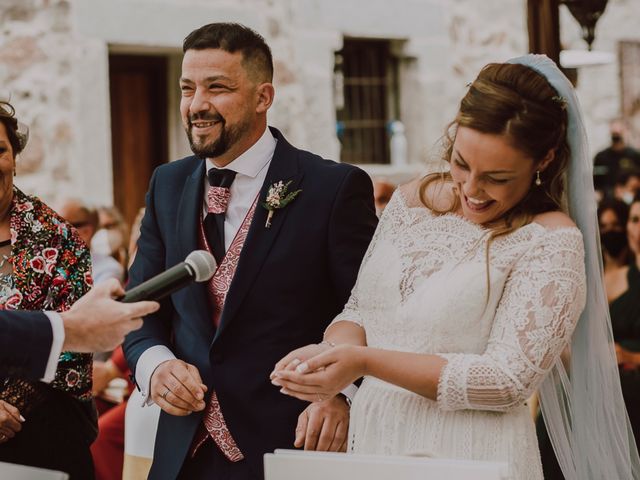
top-left (109, 54), bottom-right (168, 227)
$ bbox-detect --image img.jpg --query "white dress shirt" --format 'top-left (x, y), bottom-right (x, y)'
top-left (134, 127), bottom-right (276, 404)
top-left (43, 311), bottom-right (65, 382)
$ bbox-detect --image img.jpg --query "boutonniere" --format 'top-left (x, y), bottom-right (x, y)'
top-left (262, 180), bottom-right (302, 228)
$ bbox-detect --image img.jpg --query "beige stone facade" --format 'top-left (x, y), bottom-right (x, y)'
top-left (0, 0), bottom-right (636, 205)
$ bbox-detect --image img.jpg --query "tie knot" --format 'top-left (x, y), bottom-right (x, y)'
top-left (208, 168), bottom-right (237, 188)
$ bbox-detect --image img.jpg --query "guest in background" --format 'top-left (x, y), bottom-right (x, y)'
top-left (610, 194), bottom-right (640, 447)
top-left (93, 206), bottom-right (130, 274)
top-left (613, 170), bottom-right (640, 205)
top-left (372, 179), bottom-right (396, 217)
top-left (594, 119), bottom-right (640, 199)
top-left (59, 199), bottom-right (125, 367)
top-left (58, 199), bottom-right (125, 285)
top-left (0, 101), bottom-right (95, 479)
top-left (598, 199), bottom-right (630, 275)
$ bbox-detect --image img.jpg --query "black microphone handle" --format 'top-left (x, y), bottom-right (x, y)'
top-left (119, 262), bottom-right (195, 303)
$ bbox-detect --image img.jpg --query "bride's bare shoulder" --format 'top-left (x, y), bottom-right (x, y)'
top-left (399, 175), bottom-right (456, 211)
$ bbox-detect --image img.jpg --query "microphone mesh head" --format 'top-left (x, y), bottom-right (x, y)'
top-left (185, 250), bottom-right (217, 282)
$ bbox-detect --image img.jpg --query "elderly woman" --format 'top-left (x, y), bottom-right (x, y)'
top-left (0, 101), bottom-right (94, 479)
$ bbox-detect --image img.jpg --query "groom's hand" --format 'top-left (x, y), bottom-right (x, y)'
top-left (294, 395), bottom-right (349, 452)
top-left (150, 359), bottom-right (207, 416)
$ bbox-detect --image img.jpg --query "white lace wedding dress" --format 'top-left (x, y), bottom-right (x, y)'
top-left (332, 189), bottom-right (587, 480)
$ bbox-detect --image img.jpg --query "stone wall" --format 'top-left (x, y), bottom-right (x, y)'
top-left (0, 0), bottom-right (78, 201)
top-left (0, 0), bottom-right (637, 205)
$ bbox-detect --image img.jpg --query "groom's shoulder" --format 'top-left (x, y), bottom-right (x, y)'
top-left (153, 155), bottom-right (201, 179)
top-left (295, 148), bottom-right (369, 185)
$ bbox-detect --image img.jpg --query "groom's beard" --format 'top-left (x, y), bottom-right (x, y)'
top-left (186, 112), bottom-right (247, 159)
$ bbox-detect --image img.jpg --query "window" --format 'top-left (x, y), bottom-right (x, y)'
top-left (335, 39), bottom-right (399, 165)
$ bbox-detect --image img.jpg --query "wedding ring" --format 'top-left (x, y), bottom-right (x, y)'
top-left (161, 388), bottom-right (170, 401)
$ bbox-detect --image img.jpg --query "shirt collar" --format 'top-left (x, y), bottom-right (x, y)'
top-left (206, 127), bottom-right (276, 179)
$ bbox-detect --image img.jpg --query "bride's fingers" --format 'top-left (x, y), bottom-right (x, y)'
top-left (295, 352), bottom-right (335, 374)
top-left (274, 370), bottom-right (325, 387)
top-left (274, 378), bottom-right (322, 394)
top-left (273, 351), bottom-right (302, 374)
top-left (284, 358), bottom-right (303, 371)
top-left (278, 386), bottom-right (334, 403)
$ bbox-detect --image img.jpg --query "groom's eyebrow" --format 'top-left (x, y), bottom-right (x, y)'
top-left (179, 75), bottom-right (233, 84)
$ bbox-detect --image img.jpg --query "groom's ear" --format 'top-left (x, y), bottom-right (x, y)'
top-left (255, 83), bottom-right (275, 114)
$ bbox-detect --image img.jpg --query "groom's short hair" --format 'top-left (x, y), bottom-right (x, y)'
top-left (183, 23), bottom-right (273, 83)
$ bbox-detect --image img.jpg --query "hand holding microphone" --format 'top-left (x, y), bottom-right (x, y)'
top-left (120, 250), bottom-right (216, 303)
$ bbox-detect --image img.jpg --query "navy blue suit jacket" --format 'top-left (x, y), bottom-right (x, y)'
top-left (123, 128), bottom-right (377, 479)
top-left (0, 311), bottom-right (53, 380)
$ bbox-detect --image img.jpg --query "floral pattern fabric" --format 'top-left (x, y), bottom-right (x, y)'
top-left (0, 187), bottom-right (93, 401)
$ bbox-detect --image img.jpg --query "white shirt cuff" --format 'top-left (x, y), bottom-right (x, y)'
top-left (340, 383), bottom-right (358, 404)
top-left (43, 312), bottom-right (65, 383)
top-left (135, 345), bottom-right (176, 406)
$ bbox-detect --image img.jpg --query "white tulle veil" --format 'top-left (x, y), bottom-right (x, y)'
top-left (507, 54), bottom-right (640, 479)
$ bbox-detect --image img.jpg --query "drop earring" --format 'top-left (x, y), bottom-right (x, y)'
top-left (535, 170), bottom-right (542, 186)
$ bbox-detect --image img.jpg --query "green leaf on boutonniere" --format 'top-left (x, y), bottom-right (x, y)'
top-left (262, 180), bottom-right (302, 228)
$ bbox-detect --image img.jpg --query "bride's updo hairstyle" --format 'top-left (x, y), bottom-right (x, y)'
top-left (421, 62), bottom-right (570, 239)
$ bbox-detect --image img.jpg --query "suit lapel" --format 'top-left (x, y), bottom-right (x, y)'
top-left (176, 160), bottom-right (214, 327)
top-left (213, 128), bottom-right (303, 342)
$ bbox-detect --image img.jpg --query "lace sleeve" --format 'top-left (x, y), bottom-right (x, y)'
top-left (437, 228), bottom-right (587, 412)
top-left (329, 191), bottom-right (408, 329)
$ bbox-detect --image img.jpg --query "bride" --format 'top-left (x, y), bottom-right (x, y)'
top-left (271, 55), bottom-right (640, 479)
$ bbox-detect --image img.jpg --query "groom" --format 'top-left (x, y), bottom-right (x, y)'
top-left (123, 23), bottom-right (377, 479)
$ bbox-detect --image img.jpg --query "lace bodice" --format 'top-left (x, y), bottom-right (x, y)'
top-left (333, 189), bottom-right (587, 413)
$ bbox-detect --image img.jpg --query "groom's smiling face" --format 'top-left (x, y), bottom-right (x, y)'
top-left (179, 48), bottom-right (262, 165)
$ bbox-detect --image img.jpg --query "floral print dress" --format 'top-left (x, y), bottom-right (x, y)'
top-left (0, 187), bottom-right (95, 479)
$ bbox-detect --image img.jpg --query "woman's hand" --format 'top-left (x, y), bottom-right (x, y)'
top-left (271, 343), bottom-right (333, 379)
top-left (0, 400), bottom-right (23, 443)
top-left (272, 345), bottom-right (367, 402)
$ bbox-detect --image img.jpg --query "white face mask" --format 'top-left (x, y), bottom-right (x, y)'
top-left (622, 190), bottom-right (635, 205)
top-left (91, 228), bottom-right (123, 255)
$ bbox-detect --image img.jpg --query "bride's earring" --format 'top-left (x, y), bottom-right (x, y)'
top-left (535, 171), bottom-right (542, 186)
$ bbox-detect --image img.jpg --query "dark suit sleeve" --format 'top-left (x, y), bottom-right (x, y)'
top-left (327, 167), bottom-right (378, 307)
top-left (123, 168), bottom-right (175, 375)
top-left (0, 310), bottom-right (53, 380)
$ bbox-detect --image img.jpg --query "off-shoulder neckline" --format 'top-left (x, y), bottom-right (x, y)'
top-left (394, 187), bottom-right (582, 237)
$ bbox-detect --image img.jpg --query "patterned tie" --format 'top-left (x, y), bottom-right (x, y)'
top-left (205, 168), bottom-right (237, 263)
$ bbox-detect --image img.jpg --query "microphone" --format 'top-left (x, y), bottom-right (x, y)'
top-left (119, 250), bottom-right (216, 303)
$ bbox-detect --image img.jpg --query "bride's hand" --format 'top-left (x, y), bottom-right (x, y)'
top-left (272, 345), bottom-right (366, 402)
top-left (271, 343), bottom-right (333, 379)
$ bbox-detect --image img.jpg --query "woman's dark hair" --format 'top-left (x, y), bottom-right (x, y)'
top-left (0, 101), bottom-right (23, 155)
top-left (183, 22), bottom-right (273, 83)
top-left (597, 198), bottom-right (630, 230)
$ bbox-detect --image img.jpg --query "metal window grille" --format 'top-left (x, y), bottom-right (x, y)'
top-left (335, 39), bottom-right (397, 164)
